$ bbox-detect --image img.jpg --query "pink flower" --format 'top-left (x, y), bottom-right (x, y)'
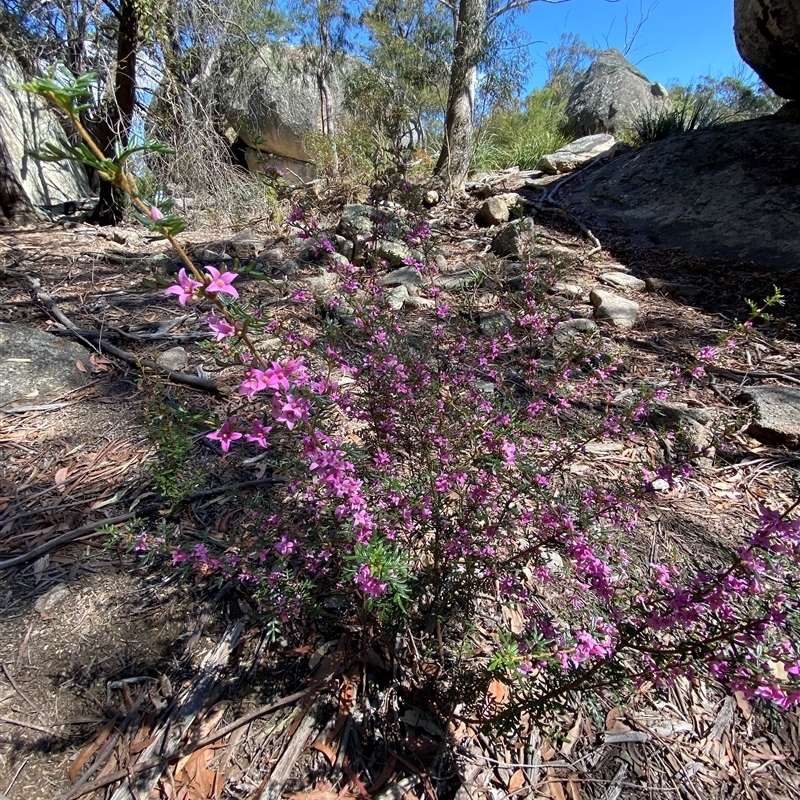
top-left (353, 564), bottom-right (387, 597)
top-left (697, 346), bottom-right (716, 362)
top-left (207, 314), bottom-right (238, 341)
top-left (165, 268), bottom-right (202, 306)
top-left (206, 418), bottom-right (243, 452)
top-left (240, 368), bottom-right (269, 397)
top-left (204, 266), bottom-right (239, 299)
top-left (272, 393), bottom-right (310, 429)
top-left (274, 535), bottom-right (296, 556)
top-left (245, 419), bottom-right (272, 448)
top-left (149, 206), bottom-right (164, 221)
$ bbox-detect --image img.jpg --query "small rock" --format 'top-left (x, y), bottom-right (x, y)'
top-left (327, 252), bottom-right (351, 268)
top-left (276, 259), bottom-right (299, 277)
top-left (156, 346), bottom-right (189, 372)
top-left (537, 133), bottom-right (617, 174)
top-left (0, 324), bottom-right (92, 405)
top-left (259, 247), bottom-right (284, 263)
top-left (543, 550), bottom-right (564, 572)
top-left (599, 272), bottom-right (646, 292)
top-left (305, 271), bottom-right (338, 294)
top-left (491, 218), bottom-right (537, 258)
top-left (476, 196), bottom-right (510, 226)
top-left (590, 289), bottom-right (639, 329)
top-left (333, 235), bottom-right (354, 260)
top-left (381, 266), bottom-right (423, 291)
top-left (423, 189), bottom-right (440, 207)
top-left (644, 277), bottom-right (698, 297)
top-left (405, 295), bottom-right (436, 310)
top-left (479, 310), bottom-right (513, 336)
top-left (740, 386), bottom-right (800, 449)
top-left (651, 478), bottom-right (671, 493)
top-left (433, 252), bottom-right (448, 270)
top-left (375, 240), bottom-right (412, 267)
top-left (147, 253), bottom-right (175, 273)
top-left (649, 402), bottom-right (715, 454)
top-left (34, 583), bottom-right (71, 616)
top-left (554, 317), bottom-right (598, 343)
top-left (337, 204), bottom-right (374, 237)
top-left (434, 268), bottom-right (482, 291)
top-left (553, 282), bottom-right (589, 302)
top-left (385, 285), bottom-right (409, 310)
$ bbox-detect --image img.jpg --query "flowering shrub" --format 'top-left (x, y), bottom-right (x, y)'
top-left (157, 209), bottom-right (800, 721)
top-left (28, 67), bottom-right (800, 725)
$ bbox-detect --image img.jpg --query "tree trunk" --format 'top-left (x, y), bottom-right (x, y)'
top-left (0, 131), bottom-right (38, 226)
top-left (434, 0), bottom-right (486, 194)
top-left (88, 0), bottom-right (138, 225)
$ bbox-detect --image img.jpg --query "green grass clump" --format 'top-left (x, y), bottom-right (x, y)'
top-left (628, 95), bottom-right (726, 146)
top-left (471, 88), bottom-right (569, 174)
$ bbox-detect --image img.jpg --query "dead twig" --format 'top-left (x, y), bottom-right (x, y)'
top-left (2, 267), bottom-right (220, 394)
top-left (53, 683), bottom-right (339, 800)
top-left (108, 620), bottom-right (244, 800)
top-left (0, 478), bottom-right (284, 570)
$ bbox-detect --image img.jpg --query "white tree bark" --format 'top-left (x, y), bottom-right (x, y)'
top-left (434, 0), bottom-right (487, 193)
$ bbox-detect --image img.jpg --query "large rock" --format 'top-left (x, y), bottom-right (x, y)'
top-left (563, 114), bottom-right (800, 269)
top-left (590, 289), bottom-right (639, 328)
top-left (566, 49), bottom-right (672, 136)
top-left (735, 0), bottom-right (800, 100)
top-left (214, 45), bottom-right (349, 168)
top-left (0, 324), bottom-right (92, 406)
top-left (537, 134), bottom-right (617, 174)
top-left (741, 386), bottom-right (800, 449)
top-left (0, 52), bottom-right (90, 209)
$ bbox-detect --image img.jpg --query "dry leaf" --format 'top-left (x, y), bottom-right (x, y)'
top-left (560, 712), bottom-right (582, 757)
top-left (734, 691), bottom-right (752, 720)
top-left (68, 716), bottom-right (119, 783)
top-left (545, 768), bottom-right (566, 800)
top-left (54, 466), bottom-right (70, 486)
top-left (605, 707), bottom-right (621, 731)
top-left (75, 360), bottom-right (87, 373)
top-left (175, 747), bottom-right (216, 800)
top-left (487, 679), bottom-right (508, 707)
top-left (309, 742), bottom-right (337, 767)
top-left (507, 767), bottom-right (526, 792)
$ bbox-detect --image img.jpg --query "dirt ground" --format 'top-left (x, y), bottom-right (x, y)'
top-left (1, 189), bottom-right (800, 800)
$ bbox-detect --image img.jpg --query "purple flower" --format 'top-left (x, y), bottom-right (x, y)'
top-left (274, 535), bottom-right (296, 556)
top-left (165, 268), bottom-right (202, 306)
top-left (204, 266), bottom-right (239, 299)
top-left (206, 418), bottom-right (243, 452)
top-left (353, 564), bottom-right (387, 598)
top-left (207, 314), bottom-right (238, 341)
top-left (697, 346), bottom-right (717, 362)
top-left (245, 419), bottom-right (272, 448)
top-left (272, 393), bottom-right (310, 429)
top-left (149, 206), bottom-right (164, 221)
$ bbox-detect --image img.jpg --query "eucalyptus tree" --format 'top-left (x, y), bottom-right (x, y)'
top-left (434, 0), bottom-right (568, 194)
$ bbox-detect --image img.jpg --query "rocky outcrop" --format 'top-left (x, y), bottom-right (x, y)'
top-left (741, 386), bottom-right (800, 449)
top-left (214, 45), bottom-right (349, 173)
top-left (537, 134), bottom-right (617, 174)
top-left (0, 323), bottom-right (92, 405)
top-left (565, 49), bottom-right (671, 136)
top-left (0, 51), bottom-right (90, 213)
top-left (734, 0), bottom-right (800, 100)
top-left (563, 114), bottom-right (800, 269)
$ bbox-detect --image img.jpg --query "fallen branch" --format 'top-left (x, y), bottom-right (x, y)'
top-left (55, 683), bottom-right (337, 800)
top-left (108, 621), bottom-right (244, 800)
top-left (1, 267), bottom-right (220, 394)
top-left (0, 478), bottom-right (284, 570)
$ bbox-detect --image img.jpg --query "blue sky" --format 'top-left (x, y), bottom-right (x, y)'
top-left (517, 0), bottom-right (752, 91)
